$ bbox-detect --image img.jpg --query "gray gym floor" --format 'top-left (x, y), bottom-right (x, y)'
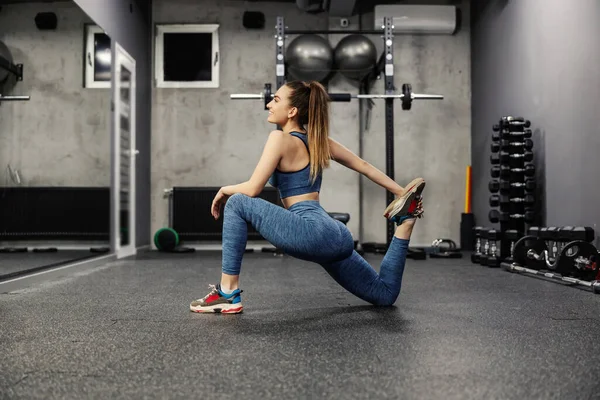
top-left (0, 250), bottom-right (103, 280)
top-left (1, 250), bottom-right (600, 399)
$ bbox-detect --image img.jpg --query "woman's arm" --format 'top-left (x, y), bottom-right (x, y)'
top-left (221, 130), bottom-right (284, 197)
top-left (329, 138), bottom-right (405, 196)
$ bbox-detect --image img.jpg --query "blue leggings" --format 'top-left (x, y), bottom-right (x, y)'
top-left (222, 193), bottom-right (410, 306)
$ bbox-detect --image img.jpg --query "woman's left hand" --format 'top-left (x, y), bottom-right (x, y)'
top-left (211, 188), bottom-right (231, 220)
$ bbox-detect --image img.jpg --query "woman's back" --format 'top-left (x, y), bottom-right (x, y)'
top-left (269, 131), bottom-right (322, 205)
top-left (277, 130), bottom-right (310, 173)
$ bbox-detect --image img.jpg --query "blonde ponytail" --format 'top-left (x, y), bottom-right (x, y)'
top-left (286, 80), bottom-right (332, 183)
top-left (307, 81), bottom-right (331, 182)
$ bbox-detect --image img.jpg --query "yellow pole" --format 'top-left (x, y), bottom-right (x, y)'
top-left (464, 165), bottom-right (472, 214)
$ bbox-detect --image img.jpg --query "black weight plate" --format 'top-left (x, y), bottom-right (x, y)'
top-left (512, 235), bottom-right (547, 270)
top-left (402, 83), bottom-right (412, 110)
top-left (556, 240), bottom-right (599, 280)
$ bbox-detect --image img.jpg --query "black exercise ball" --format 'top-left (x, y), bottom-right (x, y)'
top-left (334, 35), bottom-right (378, 82)
top-left (286, 34), bottom-right (333, 82)
top-left (0, 41), bottom-right (13, 83)
top-left (154, 227), bottom-right (179, 252)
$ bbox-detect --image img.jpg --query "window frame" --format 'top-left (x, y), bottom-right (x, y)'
top-left (154, 23), bottom-right (220, 89)
top-left (84, 24), bottom-right (111, 89)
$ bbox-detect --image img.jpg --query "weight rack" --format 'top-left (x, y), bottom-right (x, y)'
top-left (275, 16), bottom-right (399, 246)
top-left (486, 116), bottom-right (537, 265)
top-left (501, 226), bottom-right (600, 294)
top-left (0, 44), bottom-right (30, 103)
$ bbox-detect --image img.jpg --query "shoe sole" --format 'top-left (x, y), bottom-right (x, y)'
top-left (190, 303), bottom-right (243, 314)
top-left (383, 178), bottom-right (426, 219)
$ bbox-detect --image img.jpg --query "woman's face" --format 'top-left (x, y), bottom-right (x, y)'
top-left (266, 85), bottom-right (297, 125)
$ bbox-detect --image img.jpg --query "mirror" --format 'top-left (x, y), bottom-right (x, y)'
top-left (0, 0), bottom-right (113, 281)
top-left (112, 42), bottom-right (137, 259)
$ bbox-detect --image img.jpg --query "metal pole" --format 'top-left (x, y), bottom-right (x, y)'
top-left (384, 16), bottom-right (395, 248)
top-left (229, 92), bottom-right (444, 101)
top-left (275, 17), bottom-right (286, 90)
top-left (0, 95), bottom-right (30, 101)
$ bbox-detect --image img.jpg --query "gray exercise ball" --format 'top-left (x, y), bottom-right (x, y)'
top-left (334, 34), bottom-right (377, 82)
top-left (286, 34), bottom-right (333, 82)
top-left (0, 40), bottom-right (14, 83)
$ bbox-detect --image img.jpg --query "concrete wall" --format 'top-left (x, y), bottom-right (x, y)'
top-left (0, 2), bottom-right (110, 187)
top-left (151, 0), bottom-right (471, 246)
top-left (74, 0), bottom-right (152, 246)
top-left (471, 0), bottom-right (600, 239)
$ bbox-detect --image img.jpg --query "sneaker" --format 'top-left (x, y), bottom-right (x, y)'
top-left (390, 199), bottom-right (424, 225)
top-left (383, 178), bottom-right (426, 221)
top-left (190, 284), bottom-right (243, 314)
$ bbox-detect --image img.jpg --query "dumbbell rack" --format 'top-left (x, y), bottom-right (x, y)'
top-left (488, 116), bottom-right (537, 261)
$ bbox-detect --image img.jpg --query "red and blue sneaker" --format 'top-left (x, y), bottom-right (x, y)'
top-left (383, 177), bottom-right (426, 223)
top-left (190, 284), bottom-right (243, 314)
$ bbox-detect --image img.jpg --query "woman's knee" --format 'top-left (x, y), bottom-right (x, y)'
top-left (373, 289), bottom-right (400, 306)
top-left (224, 192), bottom-right (248, 213)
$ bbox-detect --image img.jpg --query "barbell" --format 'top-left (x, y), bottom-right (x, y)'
top-left (230, 83), bottom-right (443, 111)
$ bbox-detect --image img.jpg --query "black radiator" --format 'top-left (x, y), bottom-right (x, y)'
top-left (171, 187), bottom-right (282, 241)
top-left (0, 187), bottom-right (110, 241)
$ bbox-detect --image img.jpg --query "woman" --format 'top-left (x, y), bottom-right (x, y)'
top-left (190, 80), bottom-right (425, 314)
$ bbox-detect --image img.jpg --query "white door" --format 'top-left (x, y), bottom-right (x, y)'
top-left (112, 42), bottom-right (137, 258)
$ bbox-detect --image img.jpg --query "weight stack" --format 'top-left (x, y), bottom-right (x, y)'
top-left (488, 117), bottom-right (538, 263)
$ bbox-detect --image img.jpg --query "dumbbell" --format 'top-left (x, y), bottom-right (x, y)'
top-left (491, 139), bottom-right (534, 153)
top-left (500, 117), bottom-right (531, 127)
top-left (491, 164), bottom-right (535, 178)
top-left (564, 226), bottom-right (596, 243)
top-left (478, 228), bottom-right (493, 265)
top-left (471, 226), bottom-right (484, 264)
top-left (492, 129), bottom-right (533, 141)
top-left (489, 179), bottom-right (536, 193)
top-left (490, 151), bottom-right (533, 165)
top-left (489, 194), bottom-right (535, 207)
top-left (493, 119), bottom-right (531, 130)
top-left (489, 209), bottom-right (536, 223)
top-left (504, 229), bottom-right (522, 263)
top-left (479, 229), bottom-right (500, 266)
top-left (482, 229), bottom-right (502, 267)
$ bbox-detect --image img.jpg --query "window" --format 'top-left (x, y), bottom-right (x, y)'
top-left (154, 24), bottom-right (219, 88)
top-left (84, 24), bottom-right (111, 89)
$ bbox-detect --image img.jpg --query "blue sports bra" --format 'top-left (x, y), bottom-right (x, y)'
top-left (268, 131), bottom-right (322, 199)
